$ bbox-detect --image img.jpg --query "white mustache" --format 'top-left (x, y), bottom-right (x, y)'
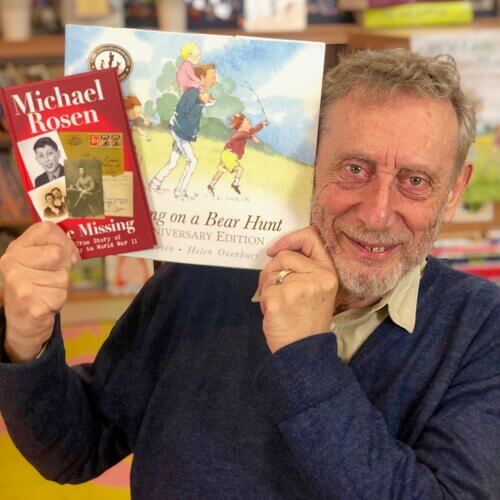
top-left (335, 222), bottom-right (409, 246)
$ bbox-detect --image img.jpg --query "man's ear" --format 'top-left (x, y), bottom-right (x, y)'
top-left (443, 162), bottom-right (473, 223)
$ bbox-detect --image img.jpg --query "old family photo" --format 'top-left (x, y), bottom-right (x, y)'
top-left (20, 131), bottom-right (108, 221)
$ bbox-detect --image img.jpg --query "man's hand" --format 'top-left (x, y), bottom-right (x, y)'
top-left (0, 222), bottom-right (80, 362)
top-left (256, 226), bottom-right (338, 354)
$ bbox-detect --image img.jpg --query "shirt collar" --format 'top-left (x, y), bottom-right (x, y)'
top-left (47, 166), bottom-right (61, 182)
top-left (332, 260), bottom-right (426, 334)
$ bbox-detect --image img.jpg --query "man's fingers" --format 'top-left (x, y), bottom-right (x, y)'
top-left (9, 245), bottom-right (74, 271)
top-left (15, 222), bottom-right (80, 264)
top-left (267, 225), bottom-right (332, 264)
top-left (255, 250), bottom-right (323, 301)
top-left (8, 268), bottom-right (70, 292)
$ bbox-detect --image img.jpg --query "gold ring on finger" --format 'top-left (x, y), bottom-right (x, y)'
top-left (276, 269), bottom-right (293, 285)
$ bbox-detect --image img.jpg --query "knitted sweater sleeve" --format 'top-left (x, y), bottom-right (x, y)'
top-left (255, 306), bottom-right (500, 499)
top-left (0, 265), bottom-right (173, 484)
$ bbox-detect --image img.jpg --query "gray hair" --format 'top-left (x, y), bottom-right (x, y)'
top-left (320, 49), bottom-right (476, 179)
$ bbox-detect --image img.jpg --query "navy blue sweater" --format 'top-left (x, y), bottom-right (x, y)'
top-left (170, 87), bottom-right (203, 141)
top-left (0, 257), bottom-right (499, 499)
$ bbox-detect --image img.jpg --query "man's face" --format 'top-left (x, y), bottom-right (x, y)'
top-left (312, 88), bottom-right (470, 304)
top-left (201, 68), bottom-right (217, 89)
top-left (45, 194), bottom-right (54, 205)
top-left (79, 167), bottom-right (85, 176)
top-left (35, 145), bottom-right (60, 174)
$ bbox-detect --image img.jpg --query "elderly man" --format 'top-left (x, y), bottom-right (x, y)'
top-left (0, 50), bottom-right (498, 498)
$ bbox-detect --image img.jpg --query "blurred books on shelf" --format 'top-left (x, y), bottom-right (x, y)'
top-left (125, 0), bottom-right (158, 28)
top-left (244, 0), bottom-right (308, 31)
top-left (307, 0), bottom-right (354, 23)
top-left (69, 257), bottom-right (106, 291)
top-left (33, 0), bottom-right (63, 34)
top-left (354, 1), bottom-right (474, 28)
top-left (431, 232), bottom-right (500, 284)
top-left (187, 0), bottom-right (243, 29)
top-left (105, 255), bottom-right (154, 295)
top-left (60, 0), bottom-right (125, 27)
top-left (0, 152), bottom-right (31, 222)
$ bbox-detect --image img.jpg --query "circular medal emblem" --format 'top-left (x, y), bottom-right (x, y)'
top-left (88, 44), bottom-right (133, 82)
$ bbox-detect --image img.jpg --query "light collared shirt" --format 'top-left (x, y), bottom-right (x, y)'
top-left (47, 166), bottom-right (62, 182)
top-left (331, 261), bottom-right (426, 363)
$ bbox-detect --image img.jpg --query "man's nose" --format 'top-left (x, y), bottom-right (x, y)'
top-left (358, 180), bottom-right (399, 231)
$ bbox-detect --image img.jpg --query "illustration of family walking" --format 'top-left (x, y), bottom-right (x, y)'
top-left (139, 42), bottom-right (268, 200)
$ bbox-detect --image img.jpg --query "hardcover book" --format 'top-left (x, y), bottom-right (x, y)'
top-left (0, 68), bottom-right (156, 259)
top-left (65, 25), bottom-right (325, 269)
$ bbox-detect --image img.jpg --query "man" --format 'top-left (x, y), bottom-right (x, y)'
top-left (149, 64), bottom-right (217, 200)
top-left (69, 165), bottom-right (96, 216)
top-left (33, 137), bottom-right (65, 187)
top-left (0, 50), bottom-right (498, 498)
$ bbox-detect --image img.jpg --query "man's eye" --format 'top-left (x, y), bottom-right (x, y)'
top-left (348, 164), bottom-right (362, 175)
top-left (409, 177), bottom-right (423, 186)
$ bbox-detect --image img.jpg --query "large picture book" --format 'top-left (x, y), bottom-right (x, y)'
top-left (65, 25), bottom-right (325, 269)
top-left (0, 68), bottom-right (156, 259)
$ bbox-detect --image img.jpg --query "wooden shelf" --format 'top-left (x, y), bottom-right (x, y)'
top-left (0, 34), bottom-right (64, 61)
top-left (0, 217), bottom-right (33, 228)
top-left (196, 23), bottom-right (362, 45)
top-left (349, 17), bottom-right (500, 50)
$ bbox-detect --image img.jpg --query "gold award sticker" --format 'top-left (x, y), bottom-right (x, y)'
top-left (88, 44), bottom-right (133, 82)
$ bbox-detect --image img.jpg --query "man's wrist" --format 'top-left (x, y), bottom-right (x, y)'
top-left (4, 332), bottom-right (48, 364)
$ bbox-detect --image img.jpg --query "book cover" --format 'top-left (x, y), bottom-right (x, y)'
top-left (244, 0), bottom-right (308, 31)
top-left (0, 68), bottom-right (156, 259)
top-left (65, 25), bottom-right (325, 269)
top-left (356, 1), bottom-right (473, 29)
top-left (410, 30), bottom-right (500, 205)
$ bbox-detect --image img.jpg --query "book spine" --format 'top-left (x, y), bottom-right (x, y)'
top-left (358, 1), bottom-right (473, 28)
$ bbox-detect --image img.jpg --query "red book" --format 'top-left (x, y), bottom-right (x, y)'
top-left (0, 68), bottom-right (156, 259)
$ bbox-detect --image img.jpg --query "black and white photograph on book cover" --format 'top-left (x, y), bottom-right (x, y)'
top-left (17, 131), bottom-right (67, 188)
top-left (65, 158), bottom-right (105, 219)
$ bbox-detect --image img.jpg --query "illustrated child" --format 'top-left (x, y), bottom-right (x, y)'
top-left (124, 95), bottom-right (152, 142)
top-left (208, 113), bottom-right (268, 196)
top-left (176, 43), bottom-right (213, 105)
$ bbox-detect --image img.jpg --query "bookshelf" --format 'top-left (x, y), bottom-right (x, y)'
top-left (0, 21), bottom-right (498, 273)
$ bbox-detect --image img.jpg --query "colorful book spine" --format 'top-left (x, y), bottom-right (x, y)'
top-left (0, 68), bottom-right (156, 259)
top-left (356, 1), bottom-right (473, 29)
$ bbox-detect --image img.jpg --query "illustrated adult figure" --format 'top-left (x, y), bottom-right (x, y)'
top-left (149, 64), bottom-right (217, 200)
